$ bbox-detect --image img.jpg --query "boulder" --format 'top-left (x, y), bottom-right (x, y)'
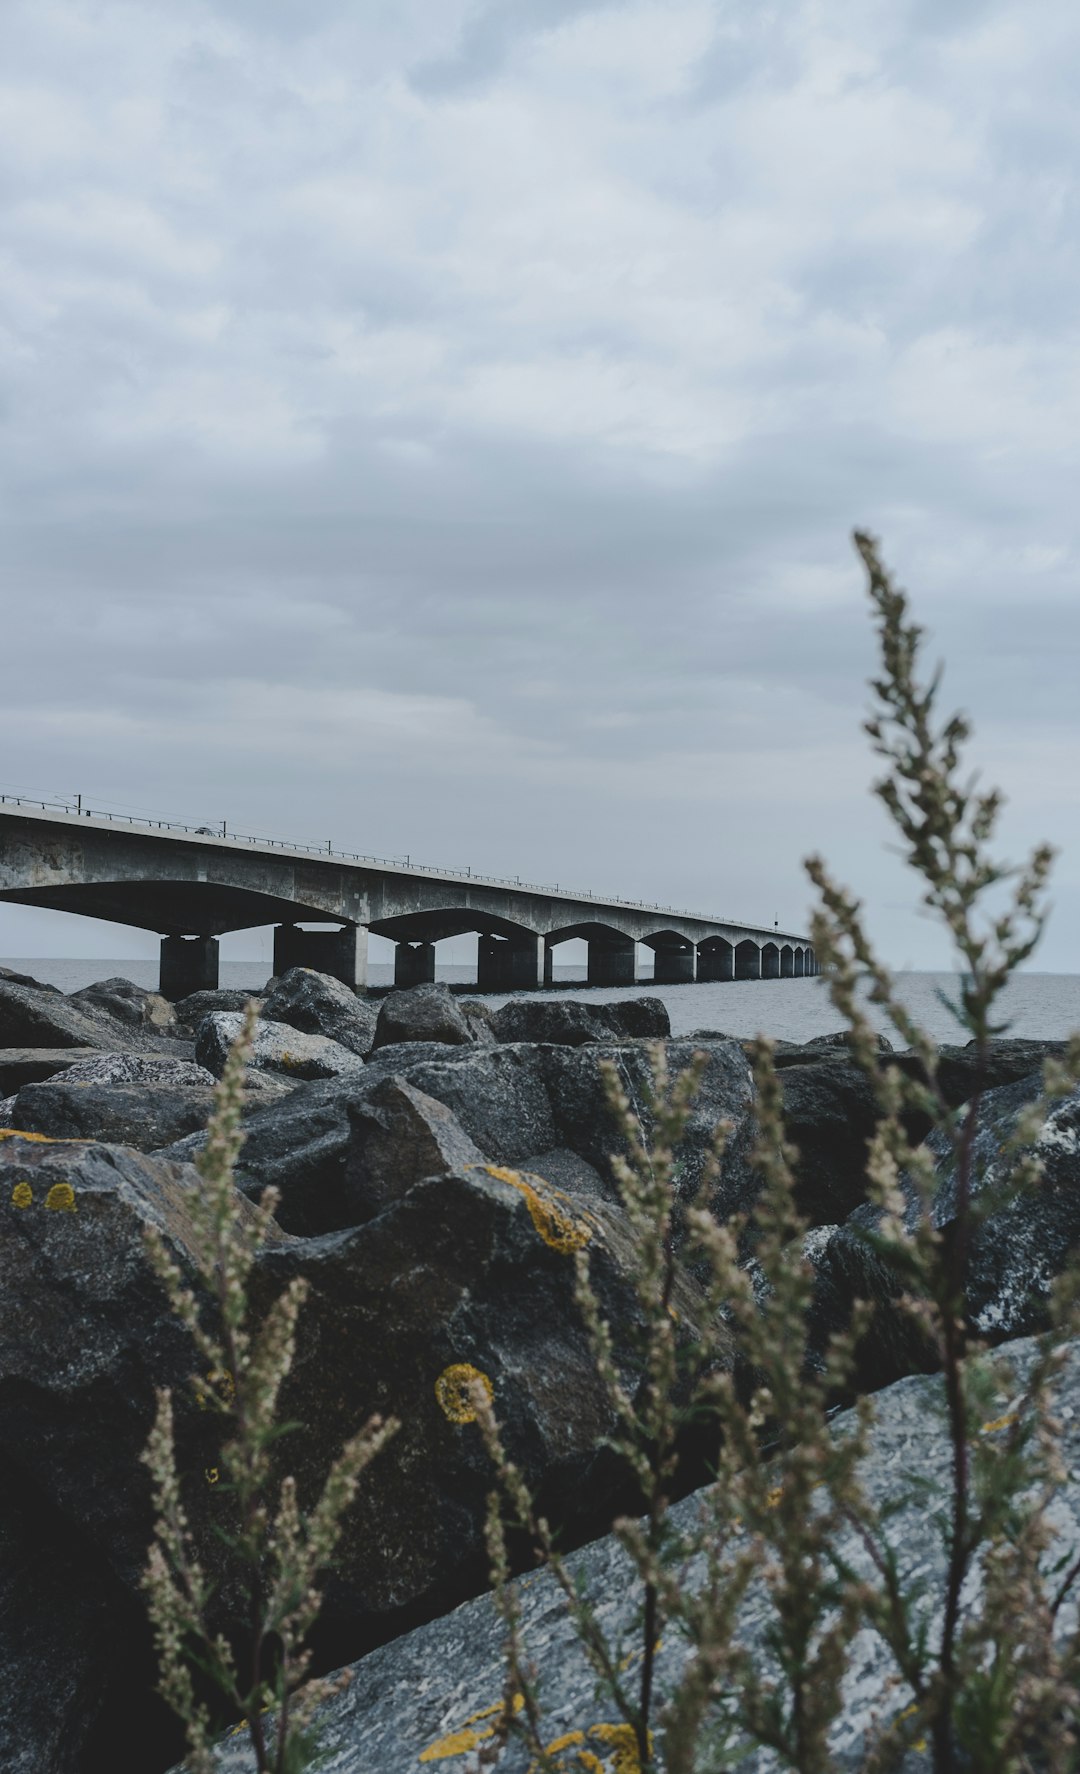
top-left (490, 996), bottom-right (671, 1046)
top-left (522, 1147), bottom-right (609, 1202)
top-left (458, 999), bottom-right (497, 1045)
top-left (893, 1037), bottom-right (1067, 1109)
top-left (195, 1012), bottom-right (367, 1083)
top-left (540, 1038), bottom-right (757, 1218)
top-left (11, 1080), bottom-right (215, 1152)
top-left (339, 1077), bottom-right (485, 1227)
top-left (29, 1053), bottom-right (215, 1089)
top-left (371, 983), bottom-right (475, 1050)
top-left (776, 1055), bottom-right (901, 1227)
top-left (183, 1331), bottom-right (1080, 1774)
top-left (807, 1028), bottom-right (894, 1053)
top-left (603, 995), bottom-right (671, 1039)
top-left (808, 1074), bottom-right (1080, 1393)
top-left (492, 999), bottom-right (623, 1046)
top-left (0, 964), bottom-right (60, 993)
top-left (68, 976), bottom-right (178, 1034)
top-left (0, 1458), bottom-right (174, 1774)
top-left (0, 977), bottom-right (141, 1052)
top-left (0, 1131), bottom-right (718, 1771)
top-left (260, 969), bottom-right (377, 1058)
top-left (173, 989), bottom-right (261, 1034)
top-left (0, 1048), bottom-right (107, 1095)
top-left (236, 1039), bottom-right (758, 1237)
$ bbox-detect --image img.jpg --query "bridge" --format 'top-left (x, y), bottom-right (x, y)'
top-left (0, 798), bottom-right (817, 998)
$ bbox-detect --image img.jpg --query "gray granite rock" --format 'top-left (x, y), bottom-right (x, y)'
top-left (261, 968), bottom-right (377, 1057)
top-left (185, 1331), bottom-right (1080, 1774)
top-left (68, 976), bottom-right (178, 1034)
top-left (174, 988), bottom-right (261, 1032)
top-left (0, 977), bottom-right (142, 1052)
top-left (372, 983), bottom-right (476, 1050)
top-left (10, 1079), bottom-right (215, 1152)
top-left (195, 1012), bottom-right (367, 1083)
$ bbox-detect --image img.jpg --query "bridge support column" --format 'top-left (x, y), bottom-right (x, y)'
top-left (652, 946), bottom-right (695, 984)
top-left (477, 934), bottom-right (543, 992)
top-left (273, 923), bottom-right (367, 990)
top-left (587, 937), bottom-right (636, 987)
top-left (160, 935), bottom-right (219, 1000)
top-left (395, 942), bottom-right (436, 988)
top-left (544, 942), bottom-right (555, 987)
top-left (735, 943), bottom-right (761, 981)
top-left (697, 942), bottom-right (734, 982)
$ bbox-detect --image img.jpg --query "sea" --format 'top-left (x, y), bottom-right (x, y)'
top-left (4, 959), bottom-right (1080, 1046)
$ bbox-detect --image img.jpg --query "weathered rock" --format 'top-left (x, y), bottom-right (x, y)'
top-left (0, 1459), bottom-right (174, 1774)
top-left (807, 1028), bottom-right (894, 1053)
top-left (68, 976), bottom-right (178, 1034)
top-left (11, 1080), bottom-right (215, 1152)
top-left (491, 995), bottom-right (670, 1046)
top-left (0, 977), bottom-right (141, 1052)
top-left (250, 1163), bottom-right (714, 1637)
top-left (459, 999), bottom-right (497, 1045)
top-left (0, 1130), bottom-right (717, 1768)
top-left (603, 996), bottom-right (671, 1040)
top-left (776, 1056), bottom-right (896, 1227)
top-left (492, 999), bottom-right (622, 1046)
top-left (0, 963), bottom-right (60, 992)
top-left (371, 982), bottom-right (475, 1050)
top-left (188, 1331), bottom-right (1080, 1774)
top-left (808, 1075), bottom-right (1080, 1392)
top-left (195, 1012), bottom-right (367, 1083)
top-left (32, 1052), bottom-right (215, 1089)
top-left (0, 1137), bottom-right (246, 1589)
top-left (173, 989), bottom-right (261, 1033)
top-left (238, 1039), bottom-right (757, 1236)
top-left (367, 1044), bottom-right (562, 1168)
top-left (539, 1038), bottom-right (756, 1216)
top-left (892, 1037), bottom-right (1067, 1108)
top-left (0, 1047), bottom-right (107, 1095)
top-left (338, 1077), bottom-right (485, 1227)
top-left (260, 968), bottom-right (377, 1057)
top-left (522, 1147), bottom-right (609, 1201)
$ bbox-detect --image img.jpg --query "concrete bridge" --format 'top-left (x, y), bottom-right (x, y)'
top-left (0, 798), bottom-right (817, 998)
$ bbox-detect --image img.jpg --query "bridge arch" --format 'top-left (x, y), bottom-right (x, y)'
top-left (761, 941), bottom-right (780, 980)
top-left (780, 944), bottom-right (795, 979)
top-left (641, 928), bottom-right (695, 985)
top-left (368, 907), bottom-right (543, 990)
top-left (544, 921), bottom-right (637, 989)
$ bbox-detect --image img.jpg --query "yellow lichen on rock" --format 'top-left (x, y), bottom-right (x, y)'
top-left (419, 1694), bottom-right (523, 1761)
top-left (482, 1165), bottom-right (591, 1254)
top-left (0, 1128), bottom-right (62, 1144)
top-left (45, 1181), bottom-right (77, 1212)
top-left (434, 1362), bottom-right (493, 1424)
top-left (10, 1181), bottom-right (32, 1208)
top-left (526, 1722), bottom-right (650, 1772)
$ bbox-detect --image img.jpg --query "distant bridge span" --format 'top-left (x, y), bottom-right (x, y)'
top-left (0, 799), bottom-right (817, 997)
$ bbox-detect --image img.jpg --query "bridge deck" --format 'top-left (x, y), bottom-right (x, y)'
top-left (0, 797), bottom-right (816, 995)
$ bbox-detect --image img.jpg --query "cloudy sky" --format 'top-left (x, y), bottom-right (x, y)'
top-left (2, 0), bottom-right (1079, 971)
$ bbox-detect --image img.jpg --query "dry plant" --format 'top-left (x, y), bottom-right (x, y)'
top-left (476, 534), bottom-right (1080, 1773)
top-left (141, 1003), bottom-right (398, 1774)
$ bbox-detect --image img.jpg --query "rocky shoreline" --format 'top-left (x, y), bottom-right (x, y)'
top-left (1, 962), bottom-right (1077, 1772)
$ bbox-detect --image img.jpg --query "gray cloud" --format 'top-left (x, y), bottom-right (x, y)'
top-left (2, 0), bottom-right (1079, 972)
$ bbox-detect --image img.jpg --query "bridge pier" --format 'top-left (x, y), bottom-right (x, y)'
top-left (273, 923), bottom-right (367, 990)
top-left (735, 941), bottom-right (761, 981)
top-left (587, 936), bottom-right (636, 987)
top-left (652, 944), bottom-right (695, 984)
top-left (160, 935), bottom-right (219, 1000)
top-left (477, 934), bottom-right (543, 992)
top-left (395, 941), bottom-right (436, 988)
top-left (697, 940), bottom-right (734, 982)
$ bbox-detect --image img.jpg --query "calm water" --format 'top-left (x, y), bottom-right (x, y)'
top-left (5, 959), bottom-right (1080, 1046)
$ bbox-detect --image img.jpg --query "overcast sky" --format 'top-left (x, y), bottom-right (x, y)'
top-left (2, 0), bottom-right (1079, 972)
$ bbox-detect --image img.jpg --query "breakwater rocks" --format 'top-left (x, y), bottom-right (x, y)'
top-left (0, 967), bottom-right (1076, 1772)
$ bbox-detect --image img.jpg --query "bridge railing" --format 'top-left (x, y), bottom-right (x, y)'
top-left (0, 791), bottom-right (799, 936)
